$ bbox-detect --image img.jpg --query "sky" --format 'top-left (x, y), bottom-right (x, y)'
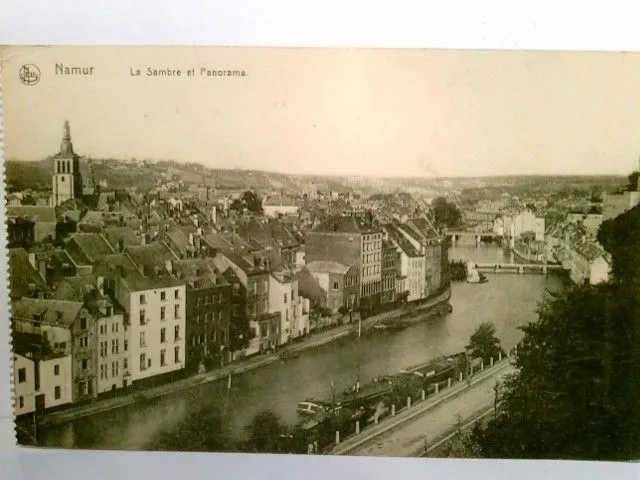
top-left (3, 46), bottom-right (640, 178)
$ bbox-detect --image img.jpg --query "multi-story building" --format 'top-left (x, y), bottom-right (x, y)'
top-left (172, 258), bottom-right (232, 373)
top-left (384, 223), bottom-right (424, 302)
top-left (381, 241), bottom-right (399, 304)
top-left (98, 246), bottom-right (187, 386)
top-left (305, 214), bottom-right (382, 310)
top-left (305, 260), bottom-right (350, 313)
top-left (213, 250), bottom-right (279, 356)
top-left (88, 285), bottom-right (126, 395)
top-left (13, 332), bottom-right (73, 416)
top-left (569, 240), bottom-right (611, 286)
top-left (269, 270), bottom-right (309, 344)
top-left (12, 297), bottom-right (98, 403)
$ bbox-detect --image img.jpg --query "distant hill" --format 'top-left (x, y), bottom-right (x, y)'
top-left (5, 158), bottom-right (627, 198)
top-left (5, 160), bottom-right (52, 192)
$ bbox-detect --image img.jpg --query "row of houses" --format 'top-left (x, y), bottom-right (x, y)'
top-left (300, 214), bottom-right (449, 314)
top-left (11, 225), bottom-right (311, 417)
top-left (545, 221), bottom-right (611, 286)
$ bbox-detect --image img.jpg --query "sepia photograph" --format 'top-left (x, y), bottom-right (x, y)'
top-left (1, 45), bottom-right (639, 461)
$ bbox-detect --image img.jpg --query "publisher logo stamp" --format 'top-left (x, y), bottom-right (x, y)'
top-left (19, 64), bottom-right (41, 86)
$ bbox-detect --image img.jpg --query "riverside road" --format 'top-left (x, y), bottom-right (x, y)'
top-left (332, 360), bottom-right (516, 456)
top-left (36, 245), bottom-right (562, 450)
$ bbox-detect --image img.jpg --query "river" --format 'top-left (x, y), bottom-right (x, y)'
top-left (36, 244), bottom-right (563, 450)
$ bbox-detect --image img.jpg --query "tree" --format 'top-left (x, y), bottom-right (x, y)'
top-left (466, 322), bottom-right (503, 364)
top-left (243, 409), bottom-right (287, 453)
top-left (147, 404), bottom-right (232, 452)
top-left (445, 418), bottom-right (483, 458)
top-left (627, 171), bottom-right (639, 191)
top-left (472, 205), bottom-right (640, 460)
top-left (229, 190), bottom-right (264, 215)
top-left (431, 197), bottom-right (461, 228)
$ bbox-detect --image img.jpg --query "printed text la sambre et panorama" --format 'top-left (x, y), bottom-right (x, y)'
top-left (130, 67), bottom-right (247, 77)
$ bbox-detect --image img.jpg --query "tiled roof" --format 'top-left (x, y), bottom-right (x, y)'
top-left (172, 258), bottom-right (230, 288)
top-left (103, 227), bottom-right (142, 248)
top-left (8, 249), bottom-right (47, 300)
top-left (65, 233), bottom-right (116, 266)
top-left (312, 215), bottom-right (372, 234)
top-left (125, 243), bottom-right (178, 270)
top-left (79, 210), bottom-right (106, 224)
top-left (263, 196), bottom-right (298, 207)
top-left (50, 275), bottom-right (98, 301)
top-left (384, 224), bottom-right (422, 258)
top-left (7, 206), bottom-right (56, 223)
top-left (306, 260), bottom-right (350, 275)
top-left (12, 297), bottom-right (84, 328)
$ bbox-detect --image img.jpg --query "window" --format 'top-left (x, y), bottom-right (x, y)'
top-left (82, 359), bottom-right (90, 370)
top-left (174, 325), bottom-right (180, 341)
top-left (161, 349), bottom-right (166, 366)
top-left (284, 293), bottom-right (287, 304)
top-left (19, 396), bottom-right (24, 408)
top-left (124, 339), bottom-right (128, 352)
top-left (333, 282), bottom-right (339, 291)
top-left (111, 339), bottom-right (116, 354)
top-left (80, 318), bottom-right (87, 330)
top-left (140, 294), bottom-right (146, 304)
top-left (160, 306), bottom-right (166, 321)
top-left (123, 358), bottom-right (128, 370)
top-left (140, 331), bottom-right (146, 348)
top-left (174, 289), bottom-right (180, 299)
top-left (139, 309), bottom-right (146, 325)
top-left (147, 358), bottom-right (152, 369)
top-left (106, 306), bottom-right (112, 316)
top-left (174, 304), bottom-right (180, 318)
top-left (79, 336), bottom-right (89, 348)
top-left (54, 386), bottom-right (61, 400)
top-left (160, 328), bottom-right (166, 343)
top-left (18, 368), bottom-right (26, 383)
top-left (160, 291), bottom-right (166, 301)
top-left (111, 361), bottom-right (119, 377)
top-left (139, 354), bottom-right (146, 371)
top-left (233, 283), bottom-right (240, 295)
top-left (174, 346), bottom-right (180, 363)
top-left (100, 364), bottom-right (106, 380)
top-left (54, 364), bottom-right (60, 376)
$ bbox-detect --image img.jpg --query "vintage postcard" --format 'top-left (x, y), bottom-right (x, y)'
top-left (1, 46), bottom-right (639, 460)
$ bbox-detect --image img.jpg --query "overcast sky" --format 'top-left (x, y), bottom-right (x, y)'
top-left (3, 46), bottom-right (640, 177)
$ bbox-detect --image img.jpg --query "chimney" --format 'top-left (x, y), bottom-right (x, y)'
top-left (165, 259), bottom-right (173, 275)
top-left (28, 252), bottom-right (37, 270)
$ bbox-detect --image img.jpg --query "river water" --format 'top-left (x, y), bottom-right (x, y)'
top-left (37, 244), bottom-right (563, 450)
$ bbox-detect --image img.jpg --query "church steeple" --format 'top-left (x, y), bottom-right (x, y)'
top-left (60, 120), bottom-right (74, 156)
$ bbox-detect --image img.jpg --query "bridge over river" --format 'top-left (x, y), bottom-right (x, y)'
top-left (474, 262), bottom-right (565, 275)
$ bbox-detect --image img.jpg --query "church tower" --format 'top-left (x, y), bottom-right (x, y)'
top-left (51, 120), bottom-right (83, 206)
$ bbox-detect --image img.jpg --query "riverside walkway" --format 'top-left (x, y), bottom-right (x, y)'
top-left (331, 356), bottom-right (516, 456)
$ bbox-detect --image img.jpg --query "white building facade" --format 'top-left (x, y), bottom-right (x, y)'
top-left (127, 284), bottom-right (187, 383)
